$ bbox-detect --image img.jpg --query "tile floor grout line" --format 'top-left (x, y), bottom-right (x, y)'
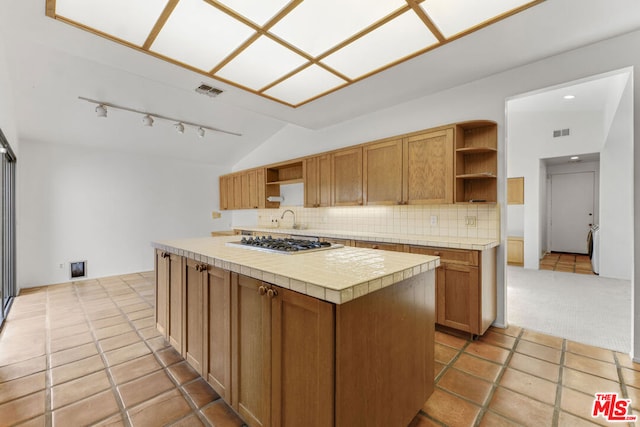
top-left (472, 328), bottom-right (525, 427)
top-left (76, 279), bottom-right (132, 427)
top-left (551, 338), bottom-right (567, 427)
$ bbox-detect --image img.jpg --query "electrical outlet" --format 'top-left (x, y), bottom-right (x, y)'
top-left (59, 263), bottom-right (64, 269)
top-left (430, 215), bottom-right (438, 226)
top-left (465, 216), bottom-right (477, 227)
top-left (211, 211), bottom-right (221, 219)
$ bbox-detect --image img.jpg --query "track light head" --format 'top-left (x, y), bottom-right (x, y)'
top-left (197, 127), bottom-right (205, 138)
top-left (142, 115), bottom-right (154, 127)
top-left (95, 104), bottom-right (107, 118)
top-left (174, 122), bottom-right (185, 134)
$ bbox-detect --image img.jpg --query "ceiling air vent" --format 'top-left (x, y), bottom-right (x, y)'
top-left (553, 128), bottom-right (570, 138)
top-left (195, 84), bottom-right (223, 98)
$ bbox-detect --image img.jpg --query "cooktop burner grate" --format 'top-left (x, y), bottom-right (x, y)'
top-left (227, 236), bottom-right (343, 254)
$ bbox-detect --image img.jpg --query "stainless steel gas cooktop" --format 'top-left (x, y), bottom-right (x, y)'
top-left (226, 236), bottom-right (343, 254)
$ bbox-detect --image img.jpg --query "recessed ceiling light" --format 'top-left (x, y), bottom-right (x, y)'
top-left (563, 95), bottom-right (576, 100)
top-left (570, 156), bottom-right (579, 160)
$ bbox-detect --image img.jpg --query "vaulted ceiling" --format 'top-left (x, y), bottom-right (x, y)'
top-left (2, 0), bottom-right (640, 167)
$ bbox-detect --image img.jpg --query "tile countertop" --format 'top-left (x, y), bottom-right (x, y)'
top-left (234, 226), bottom-right (500, 251)
top-left (152, 236), bottom-right (439, 305)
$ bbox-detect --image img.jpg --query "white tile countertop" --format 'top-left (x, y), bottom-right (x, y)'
top-left (152, 236), bottom-right (439, 304)
top-left (234, 226), bottom-right (500, 251)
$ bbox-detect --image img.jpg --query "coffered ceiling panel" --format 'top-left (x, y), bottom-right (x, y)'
top-left (46, 0), bottom-right (545, 107)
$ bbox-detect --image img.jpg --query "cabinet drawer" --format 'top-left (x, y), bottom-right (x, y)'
top-left (355, 240), bottom-right (405, 252)
top-left (408, 245), bottom-right (478, 266)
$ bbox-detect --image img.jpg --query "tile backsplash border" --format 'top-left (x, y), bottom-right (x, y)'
top-left (256, 204), bottom-right (500, 239)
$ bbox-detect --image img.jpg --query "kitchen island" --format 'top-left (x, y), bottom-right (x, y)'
top-left (153, 235), bottom-right (439, 427)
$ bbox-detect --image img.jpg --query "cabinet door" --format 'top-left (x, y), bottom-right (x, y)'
top-left (184, 259), bottom-right (207, 375)
top-left (246, 169), bottom-right (259, 209)
top-left (331, 147), bottom-right (363, 206)
top-left (305, 155), bottom-right (331, 208)
top-left (271, 287), bottom-right (334, 427)
top-left (403, 128), bottom-right (454, 204)
top-left (256, 168), bottom-right (266, 209)
top-left (219, 176), bottom-right (229, 211)
top-left (154, 250), bottom-right (170, 338)
top-left (437, 263), bottom-right (479, 334)
top-left (233, 174), bottom-right (243, 210)
top-left (241, 172), bottom-right (251, 209)
top-left (168, 254), bottom-right (184, 354)
top-left (232, 274), bottom-right (271, 427)
top-left (207, 267), bottom-right (232, 400)
top-left (363, 139), bottom-right (403, 205)
top-left (354, 240), bottom-right (404, 252)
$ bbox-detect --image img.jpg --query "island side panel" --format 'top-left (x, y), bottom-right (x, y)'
top-left (335, 271), bottom-right (435, 427)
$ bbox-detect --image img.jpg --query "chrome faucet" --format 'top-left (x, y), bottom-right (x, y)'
top-left (280, 209), bottom-right (298, 229)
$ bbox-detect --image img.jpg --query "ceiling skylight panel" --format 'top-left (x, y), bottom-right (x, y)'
top-left (322, 11), bottom-right (438, 80)
top-left (216, 36), bottom-right (308, 90)
top-left (269, 0), bottom-right (406, 57)
top-left (151, 0), bottom-right (255, 72)
top-left (55, 0), bottom-right (168, 46)
top-left (215, 0), bottom-right (292, 26)
top-left (421, 0), bottom-right (534, 38)
top-left (264, 65), bottom-right (347, 106)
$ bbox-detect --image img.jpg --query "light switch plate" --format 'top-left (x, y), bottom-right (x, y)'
top-left (430, 215), bottom-right (438, 226)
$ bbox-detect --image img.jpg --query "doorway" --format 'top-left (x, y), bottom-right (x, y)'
top-left (0, 129), bottom-right (16, 330)
top-left (549, 171), bottom-right (595, 254)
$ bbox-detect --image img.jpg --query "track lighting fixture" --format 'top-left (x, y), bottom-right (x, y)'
top-left (142, 114), bottom-right (154, 127)
top-left (95, 104), bottom-right (107, 118)
top-left (78, 96), bottom-right (241, 138)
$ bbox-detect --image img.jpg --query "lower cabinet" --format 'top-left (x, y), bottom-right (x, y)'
top-left (168, 253), bottom-right (184, 353)
top-left (154, 250), bottom-right (170, 338)
top-left (184, 258), bottom-right (208, 375)
top-left (354, 240), bottom-right (405, 252)
top-left (408, 245), bottom-right (495, 335)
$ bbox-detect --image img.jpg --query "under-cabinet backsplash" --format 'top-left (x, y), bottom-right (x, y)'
top-left (256, 204), bottom-right (500, 239)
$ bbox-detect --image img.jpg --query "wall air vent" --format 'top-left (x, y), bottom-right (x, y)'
top-left (195, 84), bottom-right (223, 98)
top-left (553, 128), bottom-right (571, 138)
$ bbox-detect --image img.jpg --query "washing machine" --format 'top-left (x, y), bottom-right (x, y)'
top-left (588, 225), bottom-right (600, 275)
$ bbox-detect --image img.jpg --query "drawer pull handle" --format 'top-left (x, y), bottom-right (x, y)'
top-left (267, 288), bottom-right (278, 298)
top-left (434, 252), bottom-right (441, 256)
top-left (372, 245), bottom-right (379, 249)
top-left (161, 252), bottom-right (170, 258)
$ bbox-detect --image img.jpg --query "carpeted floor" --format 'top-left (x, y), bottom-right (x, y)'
top-left (507, 266), bottom-right (631, 353)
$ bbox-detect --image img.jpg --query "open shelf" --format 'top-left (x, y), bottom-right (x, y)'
top-left (456, 173), bottom-right (497, 179)
top-left (266, 178), bottom-right (304, 185)
top-left (455, 122), bottom-right (497, 203)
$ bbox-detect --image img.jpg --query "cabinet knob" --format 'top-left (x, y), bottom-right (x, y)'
top-left (372, 245), bottom-right (379, 249)
top-left (161, 252), bottom-right (170, 258)
top-left (434, 251), bottom-right (441, 256)
top-left (267, 288), bottom-right (278, 298)
top-left (196, 264), bottom-right (208, 272)
top-left (258, 285), bottom-right (267, 295)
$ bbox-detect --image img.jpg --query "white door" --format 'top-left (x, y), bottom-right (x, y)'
top-left (550, 172), bottom-right (595, 254)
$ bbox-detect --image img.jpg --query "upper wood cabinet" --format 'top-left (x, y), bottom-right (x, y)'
top-left (403, 128), bottom-right (455, 204)
top-left (507, 177), bottom-right (524, 204)
top-left (220, 168), bottom-right (268, 210)
top-left (363, 139), bottom-right (403, 205)
top-left (454, 122), bottom-right (498, 203)
top-left (304, 155), bottom-right (331, 208)
top-left (331, 147), bottom-right (363, 206)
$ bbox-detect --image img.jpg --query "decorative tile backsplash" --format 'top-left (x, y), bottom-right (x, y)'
top-left (256, 204), bottom-right (500, 239)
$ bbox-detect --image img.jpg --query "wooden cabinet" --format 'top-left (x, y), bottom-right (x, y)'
top-left (408, 245), bottom-right (495, 335)
top-left (403, 128), bottom-right (454, 204)
top-left (331, 147), bottom-right (363, 206)
top-left (219, 168), bottom-right (268, 210)
top-left (184, 258), bottom-right (208, 375)
top-left (320, 237), bottom-right (353, 246)
top-left (207, 266), bottom-right (232, 400)
top-left (507, 237), bottom-right (524, 266)
top-left (168, 253), bottom-right (184, 353)
top-left (154, 250), bottom-right (170, 338)
top-left (363, 139), bottom-right (403, 205)
top-left (455, 122), bottom-right (498, 203)
top-left (508, 177), bottom-right (524, 204)
top-left (231, 274), bottom-right (334, 427)
top-left (304, 155), bottom-right (331, 208)
top-left (354, 240), bottom-right (405, 252)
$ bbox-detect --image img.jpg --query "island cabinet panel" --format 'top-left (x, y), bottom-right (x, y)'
top-left (207, 266), bottom-right (232, 400)
top-left (304, 155), bottom-right (331, 208)
top-left (363, 139), bottom-right (403, 205)
top-left (271, 287), bottom-right (334, 427)
top-left (231, 274), bottom-right (271, 427)
top-left (403, 128), bottom-right (454, 204)
top-left (335, 272), bottom-right (435, 427)
top-left (154, 250), bottom-right (170, 338)
top-left (184, 259), bottom-right (207, 375)
top-left (168, 254), bottom-right (184, 354)
top-left (331, 147), bottom-right (363, 206)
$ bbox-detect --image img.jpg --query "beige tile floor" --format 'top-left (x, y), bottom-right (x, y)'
top-left (540, 252), bottom-right (595, 275)
top-left (1, 272), bottom-right (638, 426)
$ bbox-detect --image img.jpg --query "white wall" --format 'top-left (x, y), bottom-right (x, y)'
top-left (600, 78), bottom-right (634, 279)
top-left (234, 29), bottom-right (640, 333)
top-left (17, 140), bottom-right (232, 289)
top-left (0, 38), bottom-right (18, 152)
